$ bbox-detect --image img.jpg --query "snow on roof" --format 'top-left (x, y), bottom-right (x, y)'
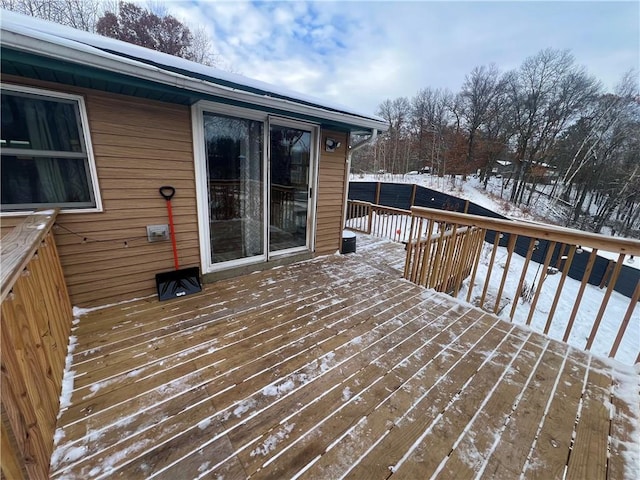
top-left (0, 10), bottom-right (386, 128)
top-left (496, 160), bottom-right (512, 166)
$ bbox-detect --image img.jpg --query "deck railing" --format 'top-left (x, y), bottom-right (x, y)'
top-left (1, 210), bottom-right (73, 479)
top-left (405, 206), bottom-right (640, 362)
top-left (404, 225), bottom-right (485, 295)
top-left (345, 200), bottom-right (412, 243)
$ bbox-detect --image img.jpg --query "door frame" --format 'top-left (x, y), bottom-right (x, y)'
top-left (266, 116), bottom-right (319, 260)
top-left (191, 101), bottom-right (319, 274)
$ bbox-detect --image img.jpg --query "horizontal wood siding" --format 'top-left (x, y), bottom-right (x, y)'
top-left (1, 76), bottom-right (199, 307)
top-left (315, 130), bottom-right (348, 255)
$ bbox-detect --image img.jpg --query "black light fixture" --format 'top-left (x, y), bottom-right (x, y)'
top-left (325, 137), bottom-right (341, 152)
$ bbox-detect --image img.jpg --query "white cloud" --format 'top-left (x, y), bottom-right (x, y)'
top-left (165, 0), bottom-right (639, 116)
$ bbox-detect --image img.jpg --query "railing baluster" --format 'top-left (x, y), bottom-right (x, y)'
top-left (586, 253), bottom-right (626, 350)
top-left (466, 228), bottom-right (486, 303)
top-left (426, 227), bottom-right (446, 289)
top-left (494, 234), bottom-right (518, 314)
top-left (418, 234), bottom-right (432, 287)
top-left (381, 208), bottom-right (386, 237)
top-left (410, 217), bottom-right (426, 283)
top-left (479, 231), bottom-right (501, 310)
top-left (609, 280), bottom-right (640, 358)
top-left (452, 228), bottom-right (469, 296)
top-left (544, 245), bottom-right (576, 334)
top-left (416, 224), bottom-right (431, 286)
top-left (564, 248), bottom-right (599, 342)
top-left (391, 212), bottom-right (396, 241)
top-left (404, 215), bottom-right (417, 279)
top-left (509, 237), bottom-right (537, 321)
top-left (440, 225), bottom-right (459, 292)
top-left (525, 241), bottom-right (557, 326)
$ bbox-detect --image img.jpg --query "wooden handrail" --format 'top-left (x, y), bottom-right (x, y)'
top-left (411, 206), bottom-right (640, 256)
top-left (0, 209), bottom-right (59, 302)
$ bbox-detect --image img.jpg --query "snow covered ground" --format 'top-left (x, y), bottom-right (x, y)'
top-left (462, 242), bottom-right (638, 365)
top-left (351, 172), bottom-right (541, 221)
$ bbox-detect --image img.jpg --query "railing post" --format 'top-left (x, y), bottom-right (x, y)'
top-left (610, 280), bottom-right (640, 357)
top-left (586, 254), bottom-right (626, 350)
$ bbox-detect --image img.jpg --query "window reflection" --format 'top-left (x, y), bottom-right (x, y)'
top-left (204, 113), bottom-right (264, 263)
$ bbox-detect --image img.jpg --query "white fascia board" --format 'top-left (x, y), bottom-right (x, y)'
top-left (1, 29), bottom-right (388, 132)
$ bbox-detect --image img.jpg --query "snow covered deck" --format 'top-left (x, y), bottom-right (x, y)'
top-left (51, 236), bottom-right (639, 479)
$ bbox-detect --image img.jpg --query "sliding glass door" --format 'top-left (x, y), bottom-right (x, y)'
top-left (203, 112), bottom-right (264, 265)
top-left (196, 106), bottom-right (316, 272)
top-left (269, 123), bottom-right (312, 254)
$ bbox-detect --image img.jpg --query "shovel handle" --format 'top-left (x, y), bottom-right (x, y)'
top-left (159, 186), bottom-right (175, 201)
top-left (159, 186), bottom-right (179, 270)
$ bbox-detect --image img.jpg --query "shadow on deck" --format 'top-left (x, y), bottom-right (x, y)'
top-left (51, 235), bottom-right (639, 479)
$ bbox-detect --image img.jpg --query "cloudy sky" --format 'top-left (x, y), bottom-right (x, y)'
top-left (167, 1), bottom-right (639, 116)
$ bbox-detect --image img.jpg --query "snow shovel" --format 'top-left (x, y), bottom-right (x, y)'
top-left (155, 186), bottom-right (202, 301)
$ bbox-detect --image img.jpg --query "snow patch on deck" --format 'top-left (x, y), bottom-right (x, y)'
top-left (198, 418), bottom-right (212, 430)
top-left (58, 335), bottom-right (77, 414)
top-left (263, 379), bottom-right (296, 397)
top-left (342, 387), bottom-right (353, 401)
top-left (603, 359), bottom-right (640, 478)
top-left (233, 398), bottom-right (257, 418)
top-left (250, 423), bottom-right (295, 457)
top-left (72, 294), bottom-right (155, 317)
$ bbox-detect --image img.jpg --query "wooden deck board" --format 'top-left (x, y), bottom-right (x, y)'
top-left (50, 235), bottom-right (640, 479)
top-left (565, 361), bottom-right (613, 480)
top-left (434, 331), bottom-right (542, 479)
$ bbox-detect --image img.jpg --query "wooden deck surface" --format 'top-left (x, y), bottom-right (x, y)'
top-left (50, 235), bottom-right (639, 479)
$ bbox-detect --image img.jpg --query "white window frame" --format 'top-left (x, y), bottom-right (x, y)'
top-left (0, 84), bottom-right (102, 216)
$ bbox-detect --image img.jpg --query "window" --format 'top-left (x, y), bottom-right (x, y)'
top-left (1, 85), bottom-right (101, 213)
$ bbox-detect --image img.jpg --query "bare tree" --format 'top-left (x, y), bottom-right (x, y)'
top-left (459, 64), bottom-right (502, 168)
top-left (376, 97), bottom-right (411, 173)
top-left (504, 49), bottom-right (600, 205)
top-left (409, 88), bottom-right (451, 172)
top-left (2, 0), bottom-right (219, 66)
top-left (1, 0), bottom-right (105, 30)
top-left (479, 80), bottom-right (514, 187)
top-left (187, 26), bottom-right (217, 66)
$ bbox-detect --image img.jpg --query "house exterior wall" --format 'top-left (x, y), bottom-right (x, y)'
top-left (1, 75), bottom-right (200, 307)
top-left (1, 76), bottom-right (350, 306)
top-left (315, 130), bottom-right (349, 255)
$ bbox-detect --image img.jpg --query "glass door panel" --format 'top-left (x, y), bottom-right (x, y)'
top-left (204, 112), bottom-right (264, 264)
top-left (269, 125), bottom-right (311, 253)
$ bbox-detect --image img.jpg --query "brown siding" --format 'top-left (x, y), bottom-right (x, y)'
top-left (315, 130), bottom-right (349, 255)
top-left (1, 76), bottom-right (199, 307)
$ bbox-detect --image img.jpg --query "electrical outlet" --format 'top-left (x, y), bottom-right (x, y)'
top-left (147, 224), bottom-right (169, 242)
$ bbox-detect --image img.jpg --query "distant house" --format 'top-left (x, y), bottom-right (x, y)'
top-left (529, 161), bottom-right (558, 183)
top-left (492, 160), bottom-right (513, 177)
top-left (0, 11), bottom-right (387, 307)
